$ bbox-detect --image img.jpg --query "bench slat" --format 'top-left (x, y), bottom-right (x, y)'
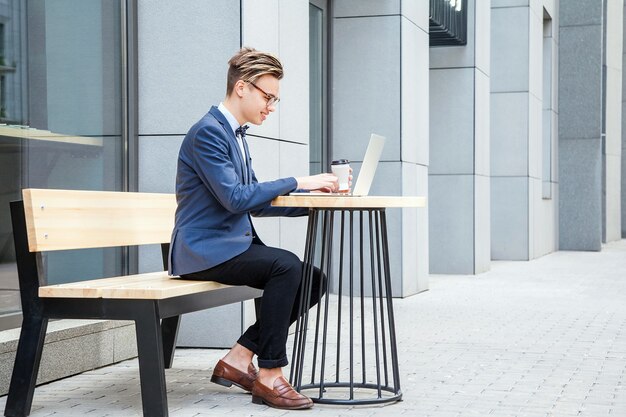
top-left (23, 189), bottom-right (176, 252)
top-left (45, 271), bottom-right (167, 289)
top-left (38, 271), bottom-right (233, 300)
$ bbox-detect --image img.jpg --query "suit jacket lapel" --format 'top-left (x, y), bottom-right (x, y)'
top-left (242, 136), bottom-right (252, 184)
top-left (209, 106), bottom-right (247, 184)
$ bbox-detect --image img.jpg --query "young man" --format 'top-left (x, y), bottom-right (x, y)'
top-left (169, 47), bottom-right (339, 410)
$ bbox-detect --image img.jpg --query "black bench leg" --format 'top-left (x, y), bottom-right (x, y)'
top-left (161, 316), bottom-right (180, 369)
top-left (4, 315), bottom-right (48, 417)
top-left (135, 302), bottom-right (168, 417)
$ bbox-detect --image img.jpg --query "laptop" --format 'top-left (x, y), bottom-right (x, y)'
top-left (292, 133), bottom-right (385, 197)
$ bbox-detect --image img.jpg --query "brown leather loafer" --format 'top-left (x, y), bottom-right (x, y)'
top-left (251, 376), bottom-right (313, 410)
top-left (211, 359), bottom-right (258, 392)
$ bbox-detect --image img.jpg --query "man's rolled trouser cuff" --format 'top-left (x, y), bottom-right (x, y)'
top-left (257, 356), bottom-right (289, 369)
top-left (239, 334), bottom-right (289, 368)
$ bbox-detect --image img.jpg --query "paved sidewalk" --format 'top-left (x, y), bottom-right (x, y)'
top-left (2, 240), bottom-right (626, 416)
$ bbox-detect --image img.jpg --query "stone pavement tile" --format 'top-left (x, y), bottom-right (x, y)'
top-left (423, 411), bottom-right (462, 417)
top-left (577, 404), bottom-right (614, 416)
top-left (100, 411), bottom-right (140, 417)
top-left (513, 412), bottom-right (552, 417)
top-left (548, 402), bottom-right (583, 416)
top-left (511, 405), bottom-right (554, 417)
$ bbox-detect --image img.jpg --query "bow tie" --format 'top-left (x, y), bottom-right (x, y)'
top-left (235, 125), bottom-right (249, 138)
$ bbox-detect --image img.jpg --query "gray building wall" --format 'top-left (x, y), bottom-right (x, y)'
top-left (559, 0), bottom-right (623, 250)
top-left (429, 0), bottom-right (491, 274)
top-left (623, 1), bottom-right (626, 238)
top-left (331, 0), bottom-right (430, 295)
top-left (559, 0), bottom-right (603, 251)
top-left (603, 0), bottom-right (624, 243)
top-left (491, 0), bottom-right (559, 261)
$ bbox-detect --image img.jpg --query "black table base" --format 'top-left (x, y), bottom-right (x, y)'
top-left (289, 208), bottom-right (402, 405)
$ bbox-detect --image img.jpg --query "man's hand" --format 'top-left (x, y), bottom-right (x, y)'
top-left (295, 173), bottom-right (339, 192)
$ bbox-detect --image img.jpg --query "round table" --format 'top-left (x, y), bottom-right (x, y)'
top-left (272, 195), bottom-right (425, 405)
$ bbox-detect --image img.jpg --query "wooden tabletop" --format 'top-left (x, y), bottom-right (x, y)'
top-left (272, 195), bottom-right (426, 209)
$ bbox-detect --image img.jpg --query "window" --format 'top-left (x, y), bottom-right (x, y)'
top-left (429, 0), bottom-right (468, 46)
top-left (0, 0), bottom-right (127, 330)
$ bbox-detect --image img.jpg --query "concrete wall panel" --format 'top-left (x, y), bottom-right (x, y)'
top-left (333, 16), bottom-right (400, 162)
top-left (429, 175), bottom-right (475, 274)
top-left (559, 0), bottom-right (603, 27)
top-left (278, 0), bottom-right (309, 144)
top-left (492, 0), bottom-right (529, 6)
top-left (138, 136), bottom-right (182, 193)
top-left (334, 0), bottom-right (400, 17)
top-left (604, 0), bottom-right (624, 242)
top-left (138, 0), bottom-right (239, 135)
top-left (376, 162), bottom-right (404, 296)
top-left (623, 1), bottom-right (626, 238)
top-left (491, 6), bottom-right (530, 93)
top-left (475, 0), bottom-right (492, 76)
top-left (491, 176), bottom-right (529, 260)
top-left (623, 106), bottom-right (626, 238)
top-left (475, 174), bottom-right (491, 273)
top-left (242, 0), bottom-right (280, 140)
top-left (402, 162), bottom-right (428, 294)
top-left (558, 25), bottom-right (603, 140)
top-left (529, 94), bottom-right (542, 179)
top-left (559, 138), bottom-right (602, 250)
top-left (401, 17), bottom-right (429, 166)
top-left (491, 92), bottom-right (529, 177)
top-left (529, 6), bottom-right (543, 99)
top-left (401, 0), bottom-right (429, 32)
top-left (605, 153), bottom-right (622, 242)
top-left (429, 68), bottom-right (475, 175)
top-left (177, 305), bottom-right (243, 348)
top-left (475, 70), bottom-right (491, 177)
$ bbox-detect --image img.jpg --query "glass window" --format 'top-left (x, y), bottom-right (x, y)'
top-left (0, 0), bottom-right (125, 329)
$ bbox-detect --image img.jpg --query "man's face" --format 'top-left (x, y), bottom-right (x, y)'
top-left (240, 74), bottom-right (280, 125)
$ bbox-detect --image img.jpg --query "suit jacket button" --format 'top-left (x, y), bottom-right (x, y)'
top-left (245, 232), bottom-right (251, 236)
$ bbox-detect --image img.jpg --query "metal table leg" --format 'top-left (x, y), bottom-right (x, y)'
top-left (290, 208), bottom-right (403, 405)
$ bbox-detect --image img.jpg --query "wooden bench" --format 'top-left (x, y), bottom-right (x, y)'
top-left (5, 189), bottom-right (262, 417)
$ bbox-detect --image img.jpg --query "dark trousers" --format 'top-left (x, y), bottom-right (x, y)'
top-left (182, 244), bottom-right (325, 368)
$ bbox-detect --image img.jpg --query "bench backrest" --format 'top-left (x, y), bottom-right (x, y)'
top-left (22, 188), bottom-right (176, 252)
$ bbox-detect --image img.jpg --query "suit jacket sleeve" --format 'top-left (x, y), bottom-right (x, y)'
top-left (249, 166), bottom-right (309, 217)
top-left (191, 124), bottom-right (299, 214)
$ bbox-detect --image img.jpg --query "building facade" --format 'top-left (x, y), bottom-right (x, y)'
top-left (0, 0), bottom-right (624, 393)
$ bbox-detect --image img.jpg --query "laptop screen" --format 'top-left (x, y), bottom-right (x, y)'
top-left (352, 134), bottom-right (385, 196)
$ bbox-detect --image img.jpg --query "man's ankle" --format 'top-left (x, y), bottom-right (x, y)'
top-left (257, 368), bottom-right (283, 387)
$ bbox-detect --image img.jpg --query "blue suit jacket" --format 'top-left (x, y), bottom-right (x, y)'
top-left (169, 106), bottom-right (306, 276)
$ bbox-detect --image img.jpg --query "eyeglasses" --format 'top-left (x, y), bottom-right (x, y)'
top-left (246, 80), bottom-right (280, 107)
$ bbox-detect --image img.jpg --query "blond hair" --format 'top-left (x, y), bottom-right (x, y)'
top-left (226, 47), bottom-right (284, 96)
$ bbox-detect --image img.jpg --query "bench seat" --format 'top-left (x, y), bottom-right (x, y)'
top-left (38, 272), bottom-right (234, 300)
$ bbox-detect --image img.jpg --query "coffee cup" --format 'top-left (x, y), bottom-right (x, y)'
top-left (331, 159), bottom-right (351, 193)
